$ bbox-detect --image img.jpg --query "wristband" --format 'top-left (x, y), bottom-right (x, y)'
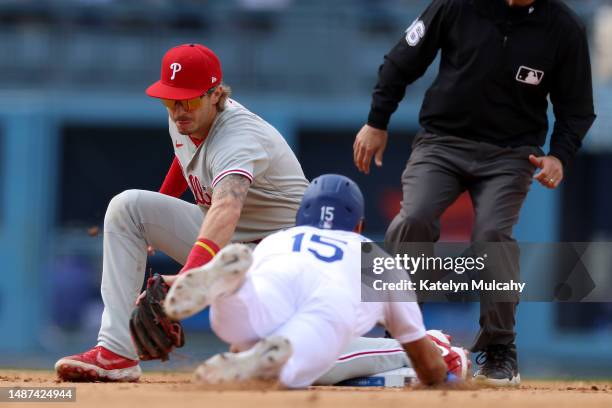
top-left (180, 238), bottom-right (220, 273)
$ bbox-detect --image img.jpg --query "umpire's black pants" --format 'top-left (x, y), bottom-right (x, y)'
top-left (385, 131), bottom-right (542, 352)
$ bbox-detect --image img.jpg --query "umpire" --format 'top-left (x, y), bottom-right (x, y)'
top-left (353, 0), bottom-right (595, 386)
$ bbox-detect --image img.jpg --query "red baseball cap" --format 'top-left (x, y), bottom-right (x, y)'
top-left (146, 44), bottom-right (222, 100)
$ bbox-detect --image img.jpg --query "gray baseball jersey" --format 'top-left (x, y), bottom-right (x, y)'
top-left (169, 98), bottom-right (309, 242)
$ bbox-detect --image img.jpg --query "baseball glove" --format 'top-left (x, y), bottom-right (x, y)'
top-left (129, 274), bottom-right (185, 361)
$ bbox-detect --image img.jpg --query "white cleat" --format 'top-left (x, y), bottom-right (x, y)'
top-left (193, 336), bottom-right (293, 385)
top-left (165, 243), bottom-right (253, 320)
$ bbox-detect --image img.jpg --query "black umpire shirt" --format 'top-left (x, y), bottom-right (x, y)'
top-left (367, 0), bottom-right (596, 167)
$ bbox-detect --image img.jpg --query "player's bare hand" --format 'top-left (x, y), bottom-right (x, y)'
top-left (529, 154), bottom-right (563, 189)
top-left (135, 290), bottom-right (147, 305)
top-left (135, 275), bottom-right (179, 305)
top-left (147, 245), bottom-right (156, 256)
top-left (353, 124), bottom-right (388, 174)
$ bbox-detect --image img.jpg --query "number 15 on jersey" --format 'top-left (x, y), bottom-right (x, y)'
top-left (291, 232), bottom-right (347, 263)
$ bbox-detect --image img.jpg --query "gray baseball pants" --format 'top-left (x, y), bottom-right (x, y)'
top-left (385, 131), bottom-right (542, 351)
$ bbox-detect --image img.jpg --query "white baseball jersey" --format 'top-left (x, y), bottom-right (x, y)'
top-left (250, 225), bottom-right (426, 344)
top-left (169, 98), bottom-right (309, 242)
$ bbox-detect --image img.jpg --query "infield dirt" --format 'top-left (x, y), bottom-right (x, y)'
top-left (1, 370), bottom-right (611, 408)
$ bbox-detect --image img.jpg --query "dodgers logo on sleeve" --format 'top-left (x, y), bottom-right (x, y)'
top-left (405, 19), bottom-right (426, 47)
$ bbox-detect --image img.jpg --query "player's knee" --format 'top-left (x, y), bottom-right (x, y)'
top-left (104, 190), bottom-right (141, 226)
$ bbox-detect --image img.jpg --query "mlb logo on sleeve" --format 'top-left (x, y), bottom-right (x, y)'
top-left (515, 66), bottom-right (544, 85)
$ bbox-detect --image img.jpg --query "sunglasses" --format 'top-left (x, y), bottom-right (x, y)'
top-left (161, 87), bottom-right (217, 112)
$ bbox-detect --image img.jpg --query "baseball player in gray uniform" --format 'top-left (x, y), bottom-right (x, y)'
top-left (54, 44), bottom-right (411, 383)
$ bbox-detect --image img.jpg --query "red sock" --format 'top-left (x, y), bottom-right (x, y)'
top-left (180, 238), bottom-right (220, 273)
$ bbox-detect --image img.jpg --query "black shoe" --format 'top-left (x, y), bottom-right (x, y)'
top-left (474, 344), bottom-right (520, 386)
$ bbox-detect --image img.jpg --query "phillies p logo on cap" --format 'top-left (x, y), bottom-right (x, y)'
top-left (169, 63), bottom-right (182, 80)
top-left (146, 44), bottom-right (223, 100)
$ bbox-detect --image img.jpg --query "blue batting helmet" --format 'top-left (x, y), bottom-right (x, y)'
top-left (296, 174), bottom-right (365, 231)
